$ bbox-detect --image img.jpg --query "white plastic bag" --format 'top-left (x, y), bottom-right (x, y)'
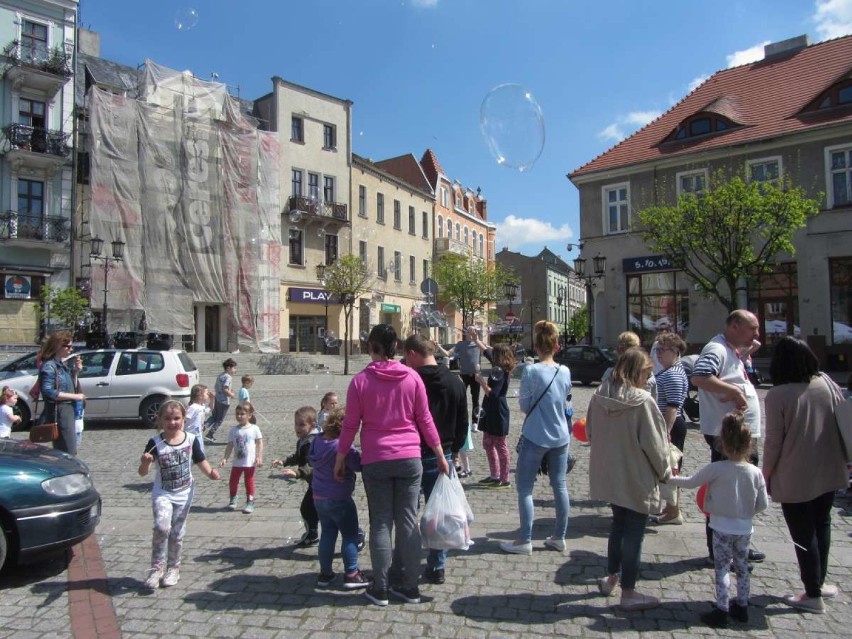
top-left (421, 473), bottom-right (473, 550)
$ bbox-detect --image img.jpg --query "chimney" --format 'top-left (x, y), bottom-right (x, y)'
top-left (764, 35), bottom-right (809, 59)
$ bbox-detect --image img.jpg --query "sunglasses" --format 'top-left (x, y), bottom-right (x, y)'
top-left (63, 343), bottom-right (73, 348)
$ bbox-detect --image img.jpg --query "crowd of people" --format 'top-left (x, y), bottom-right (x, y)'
top-left (8, 316), bottom-right (850, 625)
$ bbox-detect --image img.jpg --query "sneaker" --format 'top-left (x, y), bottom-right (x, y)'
top-left (729, 601), bottom-right (749, 623)
top-left (161, 567), bottom-right (180, 587)
top-left (598, 575), bottom-right (618, 596)
top-left (700, 606), bottom-right (728, 628)
top-left (491, 480), bottom-right (511, 489)
top-left (356, 528), bottom-right (366, 552)
top-left (651, 512), bottom-right (683, 525)
top-left (747, 549), bottom-right (766, 563)
top-left (390, 584), bottom-right (421, 604)
top-left (619, 592), bottom-right (660, 611)
top-left (242, 500), bottom-right (255, 514)
top-left (821, 584), bottom-right (839, 599)
top-left (296, 532), bottom-right (319, 547)
top-left (364, 586), bottom-right (389, 607)
top-left (315, 572), bottom-right (336, 588)
top-left (783, 593), bottom-right (825, 614)
top-left (342, 570), bottom-right (371, 590)
top-left (544, 536), bottom-right (566, 552)
top-left (425, 567), bottom-right (445, 584)
top-left (458, 470), bottom-right (471, 478)
top-left (499, 540), bottom-right (532, 555)
top-left (227, 496), bottom-right (238, 511)
top-left (478, 477), bottom-right (500, 485)
top-left (144, 566), bottom-right (164, 589)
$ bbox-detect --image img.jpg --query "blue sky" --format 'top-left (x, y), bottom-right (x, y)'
top-left (81, 0), bottom-right (852, 264)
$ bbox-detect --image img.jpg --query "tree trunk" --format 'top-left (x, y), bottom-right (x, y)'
top-left (343, 306), bottom-right (351, 375)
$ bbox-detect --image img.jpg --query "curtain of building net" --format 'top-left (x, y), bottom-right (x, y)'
top-left (87, 61), bottom-right (282, 352)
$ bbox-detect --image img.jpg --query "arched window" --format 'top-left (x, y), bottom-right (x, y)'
top-left (463, 227), bottom-right (469, 246)
top-left (446, 218), bottom-right (452, 238)
top-left (455, 223), bottom-right (460, 240)
top-left (479, 234), bottom-right (484, 257)
top-left (437, 215), bottom-right (443, 238)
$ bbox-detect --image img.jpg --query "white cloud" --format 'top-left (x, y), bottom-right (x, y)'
top-left (410, 0), bottom-right (439, 7)
top-left (813, 0), bottom-right (852, 39)
top-left (688, 74), bottom-right (710, 92)
top-left (726, 42), bottom-right (769, 67)
top-left (494, 215), bottom-right (574, 250)
top-left (598, 110), bottom-right (662, 143)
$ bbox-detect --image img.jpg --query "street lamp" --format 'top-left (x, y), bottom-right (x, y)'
top-left (90, 236), bottom-right (125, 348)
top-left (573, 252), bottom-right (607, 344)
top-left (315, 263), bottom-right (330, 353)
top-left (503, 281), bottom-right (518, 344)
top-left (556, 286), bottom-right (569, 348)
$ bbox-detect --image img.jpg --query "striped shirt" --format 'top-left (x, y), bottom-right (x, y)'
top-left (655, 361), bottom-right (689, 418)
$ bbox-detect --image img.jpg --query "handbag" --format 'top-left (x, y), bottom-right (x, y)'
top-left (30, 422), bottom-right (59, 443)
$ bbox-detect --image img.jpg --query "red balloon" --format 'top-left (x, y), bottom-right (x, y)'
top-left (573, 418), bottom-right (588, 443)
top-left (697, 483), bottom-right (709, 515)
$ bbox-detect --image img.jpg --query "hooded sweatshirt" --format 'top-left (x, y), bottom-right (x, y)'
top-left (415, 364), bottom-right (469, 457)
top-left (587, 379), bottom-right (671, 514)
top-left (339, 359), bottom-right (441, 465)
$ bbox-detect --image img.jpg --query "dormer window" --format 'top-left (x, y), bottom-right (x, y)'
top-left (805, 79), bottom-right (852, 112)
top-left (671, 113), bottom-right (736, 141)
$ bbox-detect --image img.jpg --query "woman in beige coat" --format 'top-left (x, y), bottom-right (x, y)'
top-left (588, 348), bottom-right (671, 611)
top-left (764, 337), bottom-right (847, 614)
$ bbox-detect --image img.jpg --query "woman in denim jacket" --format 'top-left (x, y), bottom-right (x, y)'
top-left (38, 331), bottom-right (85, 455)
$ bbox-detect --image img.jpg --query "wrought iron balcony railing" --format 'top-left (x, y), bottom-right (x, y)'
top-left (0, 211), bottom-right (70, 242)
top-left (3, 40), bottom-right (73, 77)
top-left (287, 195), bottom-right (349, 222)
top-left (2, 123), bottom-right (70, 157)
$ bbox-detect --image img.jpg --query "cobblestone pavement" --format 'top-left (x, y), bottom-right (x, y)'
top-left (1, 369), bottom-right (851, 638)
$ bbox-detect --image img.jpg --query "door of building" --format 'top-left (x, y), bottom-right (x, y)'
top-left (289, 315), bottom-right (325, 353)
top-left (749, 263), bottom-right (799, 355)
top-left (204, 305), bottom-right (219, 352)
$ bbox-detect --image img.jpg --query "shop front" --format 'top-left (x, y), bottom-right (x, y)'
top-left (287, 286), bottom-right (339, 354)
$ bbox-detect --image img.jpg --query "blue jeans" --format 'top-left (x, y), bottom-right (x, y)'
top-left (421, 453), bottom-right (453, 571)
top-left (315, 497), bottom-right (360, 575)
top-left (515, 437), bottom-right (570, 543)
top-left (607, 505), bottom-right (649, 590)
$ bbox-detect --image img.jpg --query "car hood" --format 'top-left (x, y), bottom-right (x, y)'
top-left (0, 439), bottom-right (92, 478)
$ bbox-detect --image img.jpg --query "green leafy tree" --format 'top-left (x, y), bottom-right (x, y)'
top-left (321, 254), bottom-right (374, 375)
top-left (568, 306), bottom-right (589, 341)
top-left (433, 253), bottom-right (517, 329)
top-left (636, 172), bottom-right (820, 312)
top-left (37, 285), bottom-right (89, 337)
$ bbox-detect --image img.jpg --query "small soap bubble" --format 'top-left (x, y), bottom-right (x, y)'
top-left (174, 7), bottom-right (199, 31)
top-left (288, 211), bottom-right (303, 225)
top-left (316, 226), bottom-right (325, 238)
top-left (491, 368), bottom-right (504, 382)
top-left (479, 83), bottom-right (545, 172)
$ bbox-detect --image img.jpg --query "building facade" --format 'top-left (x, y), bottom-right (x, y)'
top-left (569, 35), bottom-right (852, 365)
top-left (0, 0), bottom-right (77, 345)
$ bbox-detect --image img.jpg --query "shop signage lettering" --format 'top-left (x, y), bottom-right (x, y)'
top-left (289, 287), bottom-right (335, 303)
top-left (622, 255), bottom-right (674, 274)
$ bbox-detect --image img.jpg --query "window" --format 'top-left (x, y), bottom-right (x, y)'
top-left (77, 352), bottom-right (115, 378)
top-left (422, 211), bottom-right (429, 238)
top-left (324, 233), bottom-right (338, 265)
top-left (670, 113), bottom-right (735, 141)
top-left (291, 116), bottom-right (304, 143)
top-left (21, 20), bottom-right (48, 61)
top-left (291, 169), bottom-right (303, 196)
top-left (463, 227), bottom-right (469, 246)
top-left (289, 228), bottom-right (304, 265)
top-left (323, 176), bottom-right (335, 203)
top-left (747, 157), bottom-right (781, 184)
top-left (116, 352), bottom-right (164, 376)
top-left (830, 257), bottom-right (852, 344)
top-left (479, 234), bottom-right (484, 257)
top-left (440, 186), bottom-right (448, 207)
top-left (676, 169), bottom-right (707, 197)
top-left (602, 183), bottom-right (630, 234)
top-left (393, 200), bottom-right (401, 229)
top-left (358, 185), bottom-right (367, 217)
top-left (408, 206), bottom-right (416, 234)
top-left (19, 98), bottom-right (46, 128)
top-left (359, 240), bottom-right (368, 265)
top-left (323, 124), bottom-right (336, 149)
top-left (423, 259), bottom-right (429, 281)
top-left (378, 246), bottom-right (386, 278)
top-left (627, 271), bottom-right (690, 343)
top-left (377, 193), bottom-right (385, 223)
top-left (446, 218), bottom-right (452, 238)
top-left (437, 214), bottom-right (443, 237)
top-left (827, 144), bottom-right (852, 207)
top-left (807, 79), bottom-right (852, 112)
top-left (308, 173), bottom-right (320, 199)
top-left (394, 251), bottom-right (402, 282)
top-left (455, 222), bottom-right (460, 240)
top-left (410, 255), bottom-right (416, 283)
top-left (18, 178), bottom-right (44, 215)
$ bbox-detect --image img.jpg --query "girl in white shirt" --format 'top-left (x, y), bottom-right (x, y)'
top-left (1, 386), bottom-right (22, 437)
top-left (669, 411), bottom-right (768, 628)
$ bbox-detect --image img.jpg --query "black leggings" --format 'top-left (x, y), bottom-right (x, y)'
top-left (301, 485), bottom-right (318, 535)
top-left (460, 374), bottom-right (481, 413)
top-left (669, 415), bottom-right (687, 471)
top-left (781, 491), bottom-right (835, 598)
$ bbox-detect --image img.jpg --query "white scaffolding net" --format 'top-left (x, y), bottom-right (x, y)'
top-left (87, 60), bottom-right (282, 352)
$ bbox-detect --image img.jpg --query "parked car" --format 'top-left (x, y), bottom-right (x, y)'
top-left (5, 348), bottom-right (199, 429)
top-left (554, 345), bottom-right (616, 385)
top-left (0, 438), bottom-right (101, 571)
top-left (0, 351), bottom-right (40, 382)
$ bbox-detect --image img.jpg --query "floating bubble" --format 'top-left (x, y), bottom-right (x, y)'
top-left (491, 368), bottom-right (504, 382)
top-left (174, 7), bottom-right (199, 31)
top-left (289, 211), bottom-right (303, 225)
top-left (479, 83), bottom-right (545, 172)
top-left (316, 226), bottom-right (326, 238)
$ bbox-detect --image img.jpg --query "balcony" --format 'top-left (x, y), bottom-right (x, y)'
top-left (3, 41), bottom-right (72, 94)
top-left (434, 236), bottom-right (477, 259)
top-left (0, 211), bottom-right (70, 243)
top-left (2, 124), bottom-right (70, 172)
top-left (287, 195), bottom-right (349, 227)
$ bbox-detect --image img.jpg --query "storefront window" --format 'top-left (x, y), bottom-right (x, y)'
top-left (747, 262), bottom-right (799, 352)
top-left (626, 271), bottom-right (689, 343)
top-left (830, 257), bottom-right (852, 344)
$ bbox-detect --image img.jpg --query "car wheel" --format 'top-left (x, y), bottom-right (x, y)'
top-left (12, 403), bottom-right (31, 431)
top-left (0, 524), bottom-right (8, 572)
top-left (140, 395), bottom-right (167, 428)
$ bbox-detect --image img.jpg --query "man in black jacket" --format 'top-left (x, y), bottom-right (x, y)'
top-left (402, 334), bottom-right (469, 584)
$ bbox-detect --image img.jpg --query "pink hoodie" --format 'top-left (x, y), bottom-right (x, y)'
top-left (338, 360), bottom-right (440, 465)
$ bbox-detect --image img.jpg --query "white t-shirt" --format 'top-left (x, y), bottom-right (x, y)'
top-left (692, 335), bottom-right (761, 437)
top-left (0, 404), bottom-right (15, 437)
top-left (184, 403), bottom-right (209, 437)
top-left (227, 424), bottom-right (263, 468)
top-left (145, 432), bottom-right (205, 496)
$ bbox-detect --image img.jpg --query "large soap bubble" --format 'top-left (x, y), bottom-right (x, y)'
top-left (480, 83), bottom-right (545, 172)
top-left (174, 8), bottom-right (199, 31)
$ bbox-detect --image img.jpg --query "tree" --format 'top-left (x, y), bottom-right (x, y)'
top-left (568, 306), bottom-right (588, 341)
top-left (37, 285), bottom-right (90, 338)
top-left (432, 253), bottom-right (517, 329)
top-left (636, 171), bottom-right (821, 312)
top-left (321, 254), bottom-right (375, 375)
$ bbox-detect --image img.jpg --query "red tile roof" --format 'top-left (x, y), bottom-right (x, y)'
top-left (375, 153), bottom-right (434, 194)
top-left (420, 148), bottom-right (445, 188)
top-left (570, 35), bottom-right (852, 178)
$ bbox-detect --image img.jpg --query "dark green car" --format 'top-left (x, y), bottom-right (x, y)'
top-left (0, 439), bottom-right (101, 571)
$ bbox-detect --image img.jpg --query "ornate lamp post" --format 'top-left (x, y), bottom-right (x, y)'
top-left (315, 263), bottom-right (330, 353)
top-left (557, 286), bottom-right (569, 348)
top-left (573, 252), bottom-right (607, 344)
top-left (502, 281), bottom-right (518, 344)
top-left (90, 236), bottom-right (125, 348)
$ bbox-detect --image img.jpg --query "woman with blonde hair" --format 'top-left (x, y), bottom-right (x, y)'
top-left (588, 347), bottom-right (670, 611)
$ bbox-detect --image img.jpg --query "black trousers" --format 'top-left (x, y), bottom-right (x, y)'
top-left (460, 373), bottom-right (481, 414)
top-left (670, 415), bottom-right (687, 471)
top-left (781, 491), bottom-right (835, 598)
top-left (301, 485), bottom-right (319, 535)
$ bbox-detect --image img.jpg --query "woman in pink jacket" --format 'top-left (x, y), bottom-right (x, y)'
top-left (335, 324), bottom-right (449, 607)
